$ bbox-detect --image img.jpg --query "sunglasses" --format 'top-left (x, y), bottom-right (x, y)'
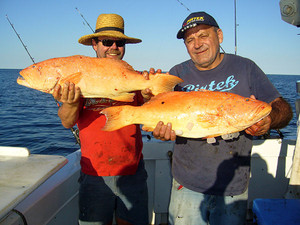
top-left (97, 39), bottom-right (126, 47)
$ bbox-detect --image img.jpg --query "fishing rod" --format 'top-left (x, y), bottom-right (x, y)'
top-left (176, 0), bottom-right (191, 12)
top-left (6, 15), bottom-right (35, 64)
top-left (6, 14), bottom-right (81, 146)
top-left (75, 7), bottom-right (94, 33)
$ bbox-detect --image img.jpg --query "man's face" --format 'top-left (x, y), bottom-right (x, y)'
top-left (184, 24), bottom-right (223, 70)
top-left (92, 37), bottom-right (126, 60)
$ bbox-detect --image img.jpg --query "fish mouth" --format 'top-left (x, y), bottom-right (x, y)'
top-left (17, 69), bottom-right (32, 87)
top-left (250, 103), bottom-right (272, 124)
top-left (17, 70), bottom-right (38, 89)
top-left (17, 75), bottom-right (30, 87)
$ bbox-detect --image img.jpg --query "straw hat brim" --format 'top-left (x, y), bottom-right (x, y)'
top-left (78, 31), bottom-right (142, 46)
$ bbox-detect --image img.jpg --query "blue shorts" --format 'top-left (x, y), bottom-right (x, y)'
top-left (78, 160), bottom-right (148, 225)
top-left (169, 179), bottom-right (248, 225)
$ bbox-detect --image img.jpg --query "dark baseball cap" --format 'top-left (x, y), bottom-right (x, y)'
top-left (177, 11), bottom-right (219, 39)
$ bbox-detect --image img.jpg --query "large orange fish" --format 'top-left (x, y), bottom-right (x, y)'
top-left (101, 91), bottom-right (272, 139)
top-left (17, 55), bottom-right (183, 102)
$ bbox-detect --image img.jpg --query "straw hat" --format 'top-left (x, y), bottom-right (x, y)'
top-left (78, 14), bottom-right (142, 45)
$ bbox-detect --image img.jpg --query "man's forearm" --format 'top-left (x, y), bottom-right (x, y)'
top-left (58, 103), bottom-right (81, 129)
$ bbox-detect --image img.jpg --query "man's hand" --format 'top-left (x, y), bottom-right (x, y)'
top-left (53, 82), bottom-right (81, 106)
top-left (141, 68), bottom-right (162, 101)
top-left (52, 82), bottom-right (82, 129)
top-left (245, 95), bottom-right (271, 136)
top-left (245, 115), bottom-right (271, 136)
top-left (143, 121), bottom-right (176, 141)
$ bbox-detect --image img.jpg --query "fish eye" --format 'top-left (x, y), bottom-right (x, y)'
top-left (32, 65), bottom-right (35, 68)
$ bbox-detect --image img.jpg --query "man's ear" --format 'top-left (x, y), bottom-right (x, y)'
top-left (91, 39), bottom-right (97, 51)
top-left (217, 29), bottom-right (223, 44)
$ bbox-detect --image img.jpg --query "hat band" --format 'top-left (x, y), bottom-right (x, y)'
top-left (95, 27), bottom-right (124, 34)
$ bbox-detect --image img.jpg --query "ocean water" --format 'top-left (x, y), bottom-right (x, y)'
top-left (0, 69), bottom-right (299, 156)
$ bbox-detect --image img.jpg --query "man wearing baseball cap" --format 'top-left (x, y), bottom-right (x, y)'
top-left (152, 11), bottom-right (292, 225)
top-left (53, 14), bottom-right (149, 225)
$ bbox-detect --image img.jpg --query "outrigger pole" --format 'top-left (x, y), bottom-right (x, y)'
top-left (6, 14), bottom-right (81, 146)
top-left (234, 0), bottom-right (237, 55)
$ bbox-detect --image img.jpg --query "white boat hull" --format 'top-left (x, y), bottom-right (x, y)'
top-left (0, 138), bottom-right (296, 225)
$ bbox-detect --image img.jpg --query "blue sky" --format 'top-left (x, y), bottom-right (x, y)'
top-left (1, 0), bottom-right (299, 75)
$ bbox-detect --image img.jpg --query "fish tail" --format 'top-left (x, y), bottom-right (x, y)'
top-left (149, 73), bottom-right (183, 95)
top-left (101, 105), bottom-right (136, 131)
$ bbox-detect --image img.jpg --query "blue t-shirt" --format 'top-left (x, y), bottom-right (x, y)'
top-left (169, 54), bottom-right (281, 196)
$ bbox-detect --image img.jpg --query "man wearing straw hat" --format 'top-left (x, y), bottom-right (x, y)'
top-left (53, 14), bottom-right (149, 225)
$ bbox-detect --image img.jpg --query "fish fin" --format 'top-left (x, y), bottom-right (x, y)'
top-left (110, 93), bottom-right (136, 102)
top-left (59, 72), bottom-right (83, 85)
top-left (207, 137), bottom-right (217, 144)
top-left (149, 73), bottom-right (183, 95)
top-left (186, 122), bottom-right (194, 131)
top-left (221, 132), bottom-right (240, 140)
top-left (101, 105), bottom-right (136, 131)
top-left (82, 93), bottom-right (135, 102)
top-left (142, 126), bottom-right (154, 132)
top-left (175, 130), bottom-right (183, 135)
